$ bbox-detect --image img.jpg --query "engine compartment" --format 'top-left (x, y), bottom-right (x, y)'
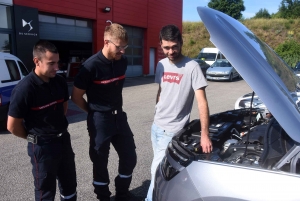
top-left (172, 109), bottom-right (294, 170)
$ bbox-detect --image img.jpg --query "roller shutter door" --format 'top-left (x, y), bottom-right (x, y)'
top-left (38, 14), bottom-right (92, 42)
top-left (123, 25), bottom-right (144, 77)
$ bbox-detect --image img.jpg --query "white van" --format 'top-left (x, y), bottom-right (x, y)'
top-left (196, 47), bottom-right (226, 66)
top-left (0, 53), bottom-right (29, 128)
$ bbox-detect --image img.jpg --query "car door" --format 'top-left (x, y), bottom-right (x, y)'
top-left (1, 59), bottom-right (22, 104)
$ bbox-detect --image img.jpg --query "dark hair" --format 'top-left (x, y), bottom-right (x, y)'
top-left (33, 40), bottom-right (58, 59)
top-left (159, 24), bottom-right (183, 44)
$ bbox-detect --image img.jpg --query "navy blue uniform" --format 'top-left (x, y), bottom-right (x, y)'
top-left (8, 71), bottom-right (77, 201)
top-left (74, 50), bottom-right (136, 200)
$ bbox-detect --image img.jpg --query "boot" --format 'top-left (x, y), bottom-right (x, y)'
top-left (114, 175), bottom-right (132, 201)
top-left (94, 184), bottom-right (111, 201)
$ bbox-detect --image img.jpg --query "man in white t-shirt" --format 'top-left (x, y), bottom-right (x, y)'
top-left (145, 24), bottom-right (213, 201)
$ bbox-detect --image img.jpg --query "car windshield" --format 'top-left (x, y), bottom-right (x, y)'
top-left (197, 53), bottom-right (216, 61)
top-left (295, 63), bottom-right (300, 70)
top-left (211, 60), bottom-right (232, 67)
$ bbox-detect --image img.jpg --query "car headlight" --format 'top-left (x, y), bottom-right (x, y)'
top-left (161, 156), bottom-right (179, 181)
top-left (224, 71), bottom-right (230, 75)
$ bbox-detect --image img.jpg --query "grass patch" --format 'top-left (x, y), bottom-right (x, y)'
top-left (182, 18), bottom-right (300, 59)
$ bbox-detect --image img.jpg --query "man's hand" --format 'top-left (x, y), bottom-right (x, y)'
top-left (201, 132), bottom-right (213, 153)
top-left (71, 86), bottom-right (88, 113)
top-left (7, 116), bottom-right (27, 139)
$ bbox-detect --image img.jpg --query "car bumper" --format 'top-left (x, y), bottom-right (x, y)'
top-left (153, 151), bottom-right (200, 201)
top-left (206, 74), bottom-right (230, 80)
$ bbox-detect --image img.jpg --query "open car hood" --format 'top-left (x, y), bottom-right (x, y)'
top-left (197, 7), bottom-right (300, 143)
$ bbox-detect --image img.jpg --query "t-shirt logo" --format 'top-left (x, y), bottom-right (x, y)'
top-left (162, 72), bottom-right (183, 84)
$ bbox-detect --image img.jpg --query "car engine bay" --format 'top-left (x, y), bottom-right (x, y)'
top-left (171, 108), bottom-right (295, 171)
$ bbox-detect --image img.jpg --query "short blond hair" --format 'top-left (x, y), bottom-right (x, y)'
top-left (104, 23), bottom-right (128, 42)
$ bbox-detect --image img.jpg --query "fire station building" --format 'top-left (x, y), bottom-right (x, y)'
top-left (0, 0), bottom-right (183, 77)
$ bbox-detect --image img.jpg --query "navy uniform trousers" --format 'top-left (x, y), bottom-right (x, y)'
top-left (27, 132), bottom-right (77, 201)
top-left (87, 110), bottom-right (137, 200)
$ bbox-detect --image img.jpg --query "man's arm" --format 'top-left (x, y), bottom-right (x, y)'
top-left (7, 116), bottom-right (27, 139)
top-left (156, 85), bottom-right (161, 104)
top-left (195, 88), bottom-right (213, 153)
top-left (63, 101), bottom-right (68, 115)
top-left (71, 86), bottom-right (88, 113)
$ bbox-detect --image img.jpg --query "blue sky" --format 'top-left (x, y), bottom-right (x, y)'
top-left (183, 0), bottom-right (283, 21)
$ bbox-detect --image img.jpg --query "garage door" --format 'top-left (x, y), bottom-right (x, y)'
top-left (123, 25), bottom-right (144, 77)
top-left (39, 14), bottom-right (92, 42)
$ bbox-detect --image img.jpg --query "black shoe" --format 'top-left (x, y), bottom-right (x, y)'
top-left (99, 198), bottom-right (110, 201)
top-left (115, 192), bottom-right (134, 201)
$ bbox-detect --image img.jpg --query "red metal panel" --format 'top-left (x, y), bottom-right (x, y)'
top-left (14, 0), bottom-right (97, 19)
top-left (147, 0), bottom-right (183, 66)
top-left (112, 0), bottom-right (148, 28)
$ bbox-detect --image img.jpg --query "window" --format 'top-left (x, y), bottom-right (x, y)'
top-left (76, 20), bottom-right (87, 27)
top-left (57, 17), bottom-right (75, 26)
top-left (18, 61), bottom-right (29, 76)
top-left (0, 33), bottom-right (11, 53)
top-left (5, 60), bottom-right (21, 81)
top-left (39, 14), bottom-right (56, 23)
top-left (0, 5), bottom-right (12, 29)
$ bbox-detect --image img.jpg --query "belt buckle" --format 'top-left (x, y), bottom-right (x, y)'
top-left (57, 133), bottom-right (63, 137)
top-left (112, 110), bottom-right (117, 115)
top-left (27, 134), bottom-right (37, 144)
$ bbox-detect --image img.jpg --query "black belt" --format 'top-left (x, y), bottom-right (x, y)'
top-left (90, 109), bottom-right (123, 115)
top-left (27, 131), bottom-right (67, 144)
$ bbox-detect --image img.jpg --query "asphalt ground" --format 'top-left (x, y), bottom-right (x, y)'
top-left (0, 76), bottom-right (252, 201)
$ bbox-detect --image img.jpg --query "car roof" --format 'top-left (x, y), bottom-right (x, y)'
top-left (197, 7), bottom-right (300, 143)
top-left (0, 52), bottom-right (20, 60)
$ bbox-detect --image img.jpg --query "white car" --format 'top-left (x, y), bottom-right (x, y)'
top-left (235, 92), bottom-right (300, 118)
top-left (206, 59), bottom-right (240, 81)
top-left (0, 53), bottom-right (28, 129)
top-left (153, 7), bottom-right (300, 201)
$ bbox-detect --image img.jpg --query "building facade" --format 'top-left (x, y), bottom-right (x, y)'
top-left (0, 0), bottom-right (183, 77)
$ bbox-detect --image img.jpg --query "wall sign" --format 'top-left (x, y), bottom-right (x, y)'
top-left (14, 5), bottom-right (39, 70)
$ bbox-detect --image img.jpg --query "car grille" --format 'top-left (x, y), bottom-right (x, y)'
top-left (207, 74), bottom-right (226, 77)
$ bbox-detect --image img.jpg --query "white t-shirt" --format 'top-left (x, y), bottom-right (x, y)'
top-left (154, 56), bottom-right (207, 133)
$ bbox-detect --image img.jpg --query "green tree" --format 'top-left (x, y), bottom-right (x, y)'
top-left (278, 0), bottom-right (300, 19)
top-left (208, 0), bottom-right (245, 20)
top-left (275, 39), bottom-right (300, 67)
top-left (253, 8), bottom-right (271, 19)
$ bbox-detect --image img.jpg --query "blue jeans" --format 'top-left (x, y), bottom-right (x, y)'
top-left (146, 122), bottom-right (175, 201)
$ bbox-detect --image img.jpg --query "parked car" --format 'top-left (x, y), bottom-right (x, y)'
top-left (192, 58), bottom-right (210, 76)
top-left (293, 62), bottom-right (300, 78)
top-left (153, 7), bottom-right (300, 201)
top-left (206, 59), bottom-right (240, 81)
top-left (0, 53), bottom-right (29, 129)
top-left (234, 92), bottom-right (300, 118)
